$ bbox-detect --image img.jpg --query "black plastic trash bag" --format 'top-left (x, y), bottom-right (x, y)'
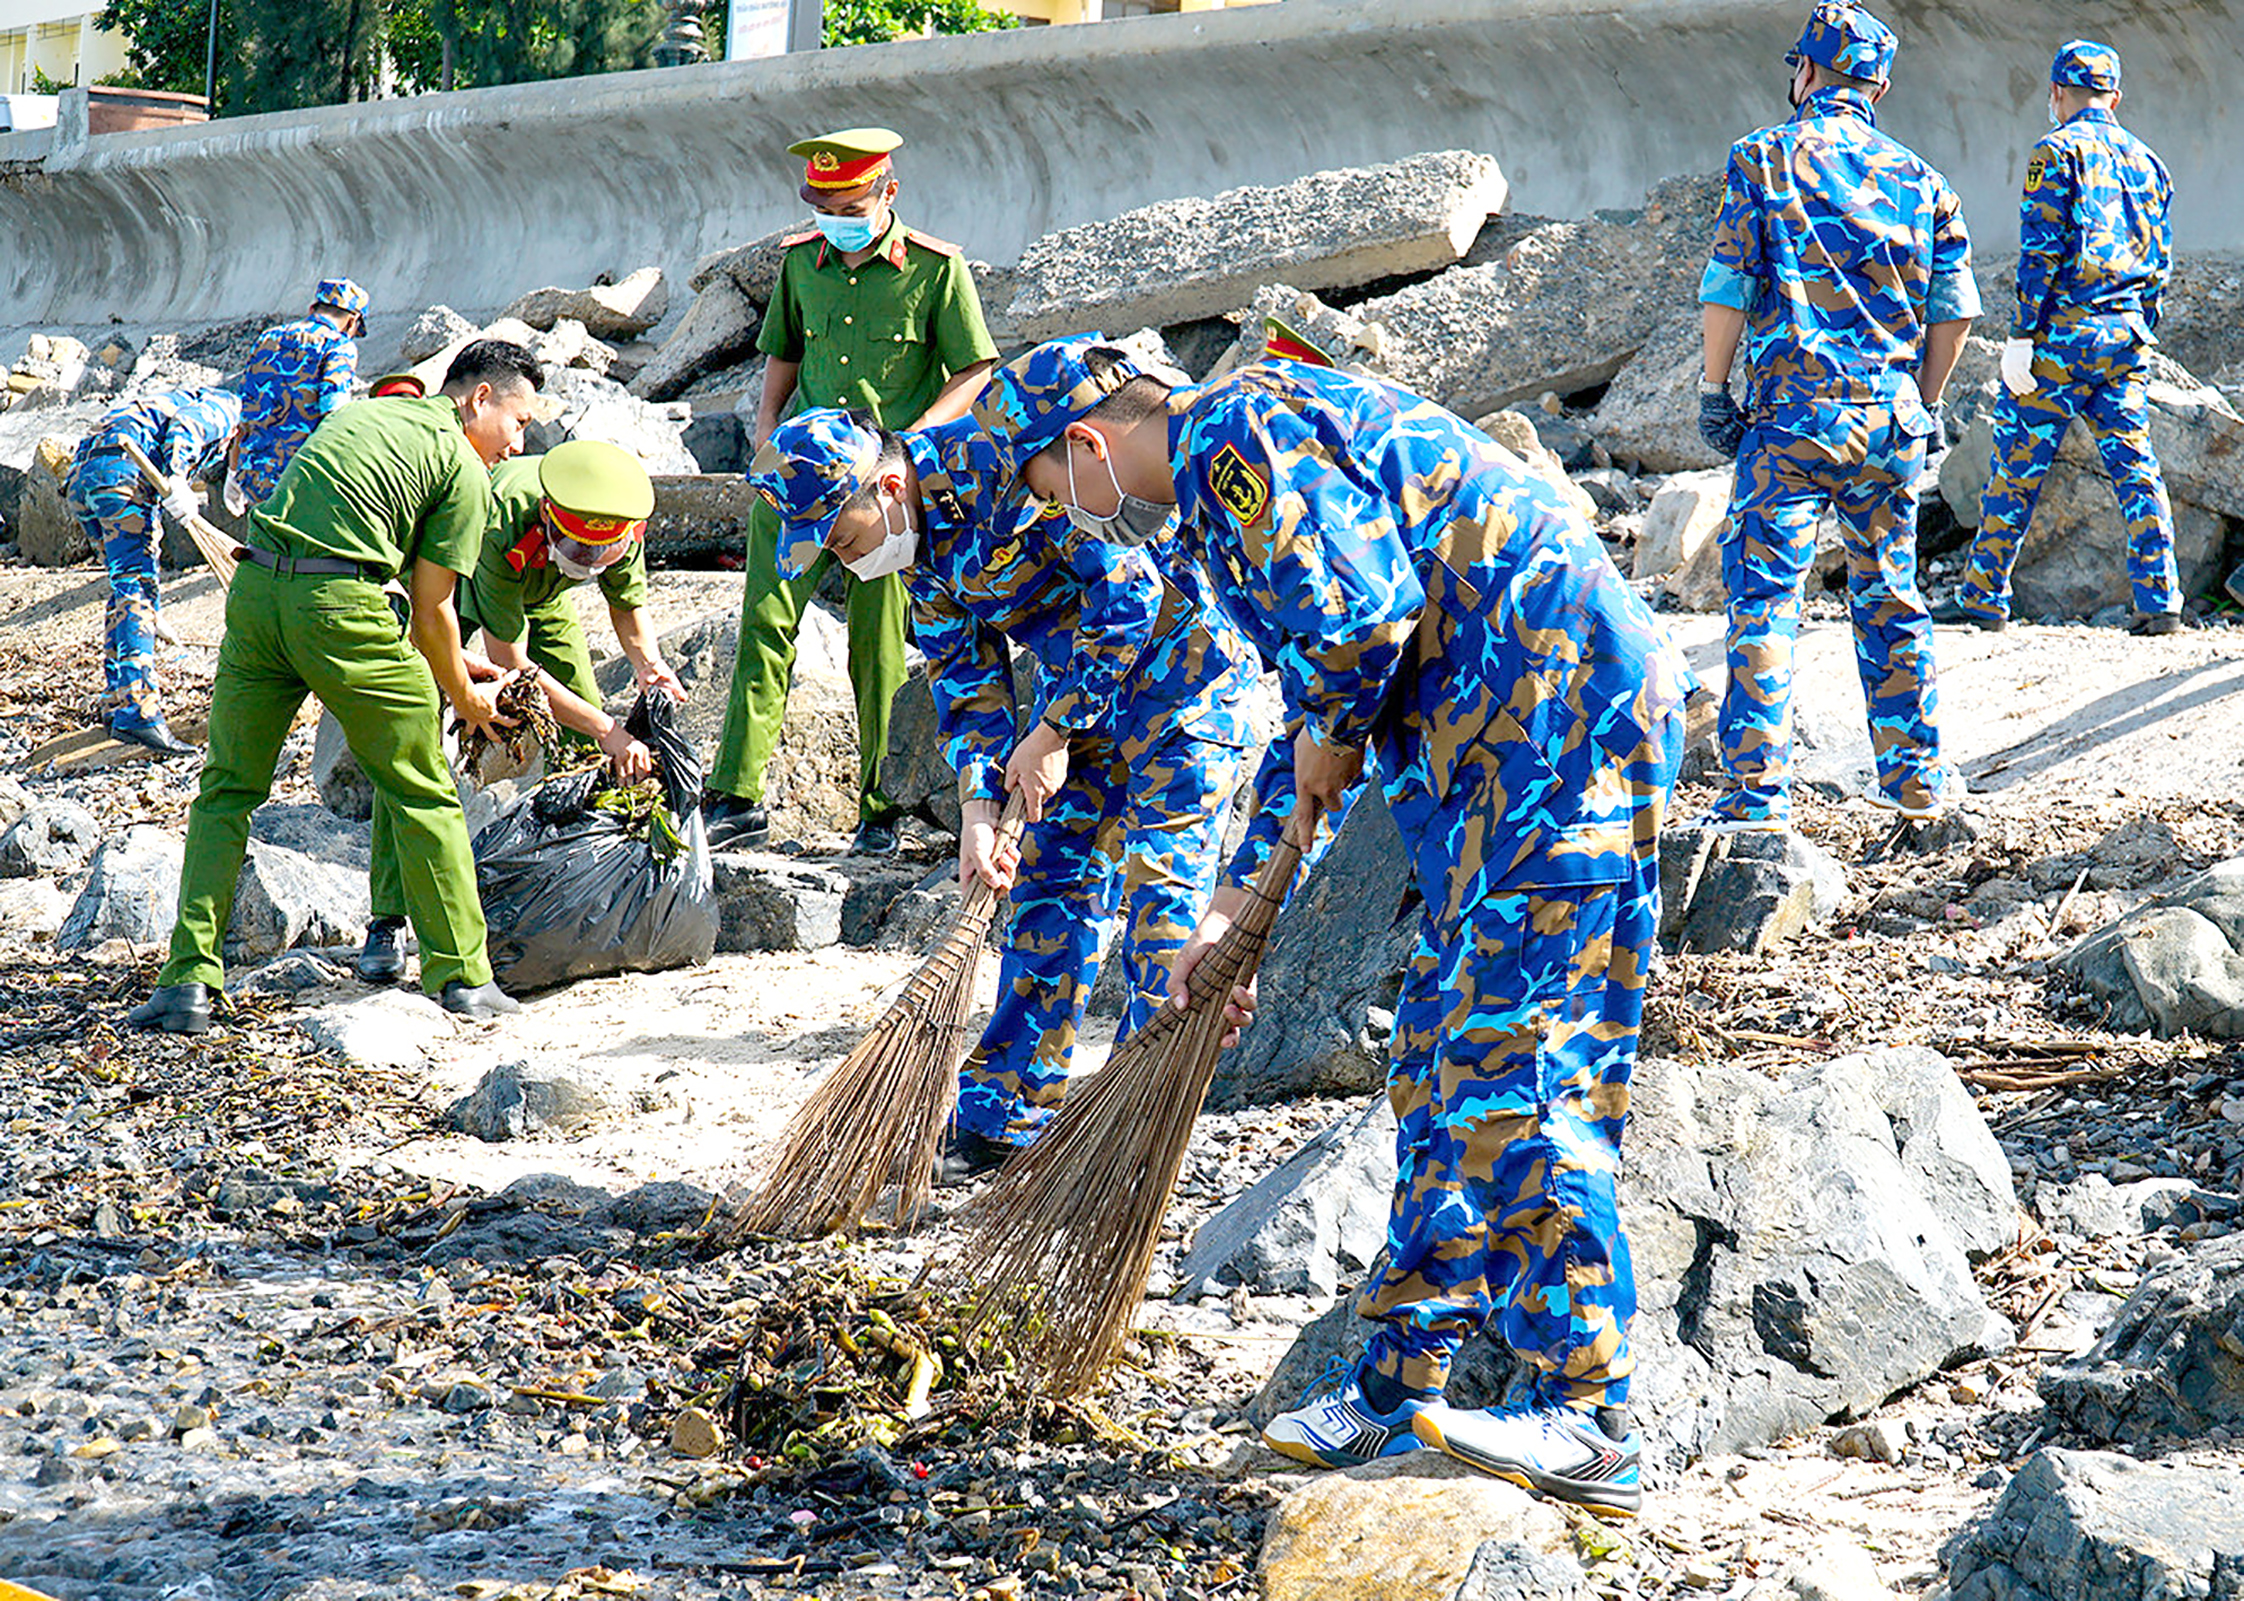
top-left (473, 692), bottom-right (717, 993)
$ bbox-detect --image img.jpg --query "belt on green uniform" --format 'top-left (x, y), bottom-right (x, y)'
top-left (234, 545), bottom-right (388, 583)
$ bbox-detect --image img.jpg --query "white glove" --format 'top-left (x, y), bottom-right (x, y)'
top-left (160, 482), bottom-right (202, 526)
top-left (221, 464), bottom-right (247, 518)
top-left (2000, 337), bottom-right (2038, 397)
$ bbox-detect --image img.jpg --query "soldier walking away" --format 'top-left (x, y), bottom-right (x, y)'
top-left (976, 335), bottom-right (1692, 1517)
top-left (1932, 41), bottom-right (2182, 637)
top-left (229, 277), bottom-right (369, 511)
top-left (64, 385), bottom-right (243, 756)
top-left (1696, 1), bottom-right (1979, 832)
top-left (356, 439), bottom-right (671, 987)
top-left (127, 341), bottom-right (543, 1036)
top-left (749, 405), bottom-right (1259, 1186)
top-left (702, 127), bottom-right (1000, 858)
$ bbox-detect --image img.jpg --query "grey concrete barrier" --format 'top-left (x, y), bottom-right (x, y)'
top-left (1, 0), bottom-right (2238, 346)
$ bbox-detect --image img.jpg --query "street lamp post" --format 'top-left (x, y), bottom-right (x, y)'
top-left (203, 0), bottom-right (218, 106)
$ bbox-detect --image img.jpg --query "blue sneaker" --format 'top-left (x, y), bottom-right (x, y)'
top-left (1261, 1364), bottom-right (1425, 1469)
top-left (1411, 1400), bottom-right (1642, 1517)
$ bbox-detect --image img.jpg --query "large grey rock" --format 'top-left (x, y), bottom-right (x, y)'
top-left (710, 851), bottom-right (846, 953)
top-left (688, 227), bottom-right (796, 308)
top-left (1470, 408), bottom-right (1598, 526)
top-left (524, 368), bottom-right (697, 475)
top-left (1179, 1097), bottom-right (1396, 1300)
top-left (1595, 310), bottom-right (1731, 475)
top-left (630, 275), bottom-right (761, 403)
top-left (1453, 1542), bottom-right (1594, 1601)
top-left (400, 306), bottom-right (478, 364)
top-left (2040, 1232), bottom-right (2244, 1443)
top-left (446, 1056), bottom-right (625, 1142)
top-left (0, 799), bottom-right (100, 877)
top-left (525, 317), bottom-right (618, 378)
top-left (295, 990), bottom-right (452, 1068)
top-left (13, 435), bottom-right (85, 567)
top-left (311, 711), bottom-right (375, 822)
top-left (0, 879), bottom-right (72, 942)
top-left (1212, 794), bottom-right (1417, 1109)
top-left (1667, 503), bottom-right (1847, 615)
top-left (879, 649), bottom-right (1038, 836)
top-left (501, 267), bottom-right (669, 340)
top-left (0, 776), bottom-right (32, 832)
top-left (1253, 1048), bottom-right (2015, 1471)
top-left (56, 825), bottom-right (181, 951)
top-left (1634, 467), bottom-right (1733, 580)
top-left (642, 472), bottom-right (757, 567)
top-left (2062, 859), bottom-right (2244, 1037)
top-left (224, 839), bottom-right (369, 963)
top-left (2039, 1173), bottom-right (2237, 1240)
top-left (1661, 826), bottom-right (1848, 954)
top-left (1939, 1447), bottom-right (2244, 1601)
top-left (1347, 173), bottom-right (1723, 420)
top-left (1008, 151), bottom-right (1508, 342)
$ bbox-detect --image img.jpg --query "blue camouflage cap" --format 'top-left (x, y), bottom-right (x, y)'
top-left (1794, 2), bottom-right (1896, 84)
top-left (971, 333), bottom-right (1148, 499)
top-left (314, 277), bottom-right (370, 319)
top-left (750, 408), bottom-right (882, 579)
top-left (2051, 39), bottom-right (2121, 92)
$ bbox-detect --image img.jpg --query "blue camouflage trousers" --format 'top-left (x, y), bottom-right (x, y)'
top-left (1716, 413), bottom-right (1941, 820)
top-left (954, 727), bottom-right (1245, 1145)
top-left (69, 463), bottom-right (166, 732)
top-left (1359, 828), bottom-right (1666, 1412)
top-left (1958, 343), bottom-right (2178, 620)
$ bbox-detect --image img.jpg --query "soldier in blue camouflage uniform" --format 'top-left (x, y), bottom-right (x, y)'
top-left (1697, 2), bottom-right (1980, 829)
top-left (749, 407), bottom-right (1258, 1183)
top-left (65, 385), bottom-right (243, 755)
top-left (232, 278), bottom-right (368, 509)
top-left (976, 336), bottom-right (1693, 1517)
top-left (1935, 41), bottom-right (2180, 636)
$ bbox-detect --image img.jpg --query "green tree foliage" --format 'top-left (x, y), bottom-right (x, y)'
top-left (90, 0), bottom-right (219, 95)
top-left (823, 0), bottom-right (1016, 48)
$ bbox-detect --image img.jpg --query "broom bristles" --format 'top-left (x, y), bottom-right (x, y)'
top-left (938, 820), bottom-right (1308, 1395)
top-left (713, 799), bottom-right (1028, 1243)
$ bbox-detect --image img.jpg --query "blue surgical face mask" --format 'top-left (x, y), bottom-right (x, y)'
top-left (816, 211), bottom-right (881, 253)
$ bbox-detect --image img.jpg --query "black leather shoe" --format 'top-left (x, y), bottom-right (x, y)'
top-left (128, 983), bottom-right (211, 1034)
top-left (2129, 610), bottom-right (2184, 636)
top-left (851, 816), bottom-right (902, 858)
top-left (110, 719), bottom-right (197, 757)
top-left (704, 795), bottom-right (770, 849)
top-left (356, 917), bottom-right (407, 985)
top-left (439, 981), bottom-right (520, 1021)
top-left (934, 1127), bottom-right (1017, 1189)
top-left (1928, 599), bottom-right (2005, 632)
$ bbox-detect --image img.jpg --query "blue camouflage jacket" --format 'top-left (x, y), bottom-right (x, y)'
top-left (70, 387), bottom-right (243, 500)
top-left (2014, 107), bottom-right (2172, 349)
top-left (1701, 85), bottom-right (1980, 438)
top-left (1167, 363), bottom-right (1692, 922)
top-left (903, 415), bottom-right (1258, 807)
top-left (236, 315), bottom-right (358, 500)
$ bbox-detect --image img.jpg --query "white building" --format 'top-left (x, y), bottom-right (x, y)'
top-left (0, 0), bottom-right (129, 96)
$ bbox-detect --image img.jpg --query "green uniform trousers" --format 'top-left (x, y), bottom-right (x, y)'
top-left (708, 496), bottom-right (906, 822)
top-left (369, 588), bottom-right (603, 921)
top-left (162, 563), bottom-right (493, 995)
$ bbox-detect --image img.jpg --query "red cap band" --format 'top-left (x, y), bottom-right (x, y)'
top-left (803, 148), bottom-right (891, 192)
top-left (546, 502), bottom-right (644, 549)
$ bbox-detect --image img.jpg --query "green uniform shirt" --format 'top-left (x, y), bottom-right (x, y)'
top-left (756, 214), bottom-right (999, 427)
top-left (460, 456), bottom-right (649, 645)
top-left (247, 395), bottom-right (492, 580)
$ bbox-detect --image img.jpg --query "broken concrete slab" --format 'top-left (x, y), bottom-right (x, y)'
top-left (1634, 466), bottom-right (1732, 580)
top-left (630, 275), bottom-right (761, 404)
top-left (688, 227), bottom-right (796, 307)
top-left (1595, 309), bottom-right (1731, 474)
top-left (1008, 151), bottom-right (1508, 343)
top-left (400, 305), bottom-right (478, 364)
top-left (14, 435), bottom-right (85, 567)
top-left (524, 369), bottom-right (697, 476)
top-left (1346, 173), bottom-right (1723, 422)
top-left (640, 472), bottom-right (756, 566)
top-left (1471, 408), bottom-right (1598, 528)
top-left (710, 851), bottom-right (846, 953)
top-left (501, 267), bottom-right (669, 341)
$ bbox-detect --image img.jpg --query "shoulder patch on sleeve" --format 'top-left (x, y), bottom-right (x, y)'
top-left (781, 230), bottom-right (822, 248)
top-left (1206, 442), bottom-right (1271, 526)
top-left (904, 228), bottom-right (961, 257)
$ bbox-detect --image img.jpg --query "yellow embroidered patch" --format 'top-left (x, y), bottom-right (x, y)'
top-left (1207, 444), bottom-right (1270, 525)
top-left (758, 487), bottom-right (785, 514)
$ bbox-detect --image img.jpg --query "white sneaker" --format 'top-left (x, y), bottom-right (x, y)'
top-left (1412, 1400), bottom-right (1643, 1516)
top-left (1867, 765), bottom-right (1967, 820)
top-left (1262, 1365), bottom-right (1425, 1469)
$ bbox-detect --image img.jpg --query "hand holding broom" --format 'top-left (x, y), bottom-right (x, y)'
top-left (117, 437), bottom-right (239, 587)
top-left (711, 793), bottom-right (1031, 1243)
top-left (937, 802), bottom-right (1320, 1397)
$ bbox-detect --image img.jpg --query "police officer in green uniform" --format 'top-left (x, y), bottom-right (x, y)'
top-left (129, 341), bottom-right (545, 1034)
top-left (704, 126), bottom-right (1000, 856)
top-left (355, 439), bottom-right (677, 985)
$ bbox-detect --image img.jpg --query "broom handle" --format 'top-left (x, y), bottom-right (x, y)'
top-left (1174, 801), bottom-right (1318, 1008)
top-left (956, 792), bottom-right (1030, 925)
top-left (118, 436), bottom-right (239, 587)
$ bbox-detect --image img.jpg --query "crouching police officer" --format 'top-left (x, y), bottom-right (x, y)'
top-left (129, 340), bottom-right (544, 1034)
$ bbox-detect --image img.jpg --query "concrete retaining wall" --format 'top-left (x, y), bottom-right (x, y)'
top-left (1, 0), bottom-right (2239, 350)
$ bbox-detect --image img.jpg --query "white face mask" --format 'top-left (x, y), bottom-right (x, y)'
top-left (1063, 436), bottom-right (1171, 547)
top-left (2048, 94), bottom-right (2062, 127)
top-left (842, 494), bottom-right (918, 581)
top-left (552, 552), bottom-right (596, 582)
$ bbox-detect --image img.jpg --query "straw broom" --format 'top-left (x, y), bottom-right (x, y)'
top-left (713, 795), bottom-right (1030, 1243)
top-left (117, 437), bottom-right (239, 586)
top-left (938, 808), bottom-right (1313, 1396)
